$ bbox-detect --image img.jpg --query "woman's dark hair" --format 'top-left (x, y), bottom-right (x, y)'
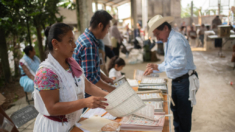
top-left (23, 45), bottom-right (33, 56)
top-left (45, 23), bottom-right (73, 51)
top-left (108, 56), bottom-right (126, 72)
top-left (157, 22), bottom-right (172, 31)
top-left (90, 10), bottom-right (113, 31)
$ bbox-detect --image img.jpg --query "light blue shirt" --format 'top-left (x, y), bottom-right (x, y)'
top-left (153, 29), bottom-right (196, 79)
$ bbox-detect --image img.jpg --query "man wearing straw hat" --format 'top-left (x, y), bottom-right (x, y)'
top-left (144, 15), bottom-right (199, 132)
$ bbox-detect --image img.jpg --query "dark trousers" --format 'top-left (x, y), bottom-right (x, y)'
top-left (113, 42), bottom-right (121, 57)
top-left (105, 45), bottom-right (115, 62)
top-left (171, 77), bottom-right (193, 132)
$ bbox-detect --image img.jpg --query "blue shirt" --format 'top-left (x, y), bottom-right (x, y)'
top-left (154, 29), bottom-right (196, 79)
top-left (73, 28), bottom-right (101, 84)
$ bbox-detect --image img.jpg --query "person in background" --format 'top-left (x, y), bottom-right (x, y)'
top-left (188, 26), bottom-right (197, 47)
top-left (101, 32), bottom-right (115, 63)
top-left (33, 23), bottom-right (109, 132)
top-left (199, 24), bottom-right (206, 47)
top-left (110, 19), bottom-right (123, 57)
top-left (19, 45), bottom-right (40, 93)
top-left (212, 16), bottom-right (223, 56)
top-left (108, 57), bottom-right (126, 80)
top-left (73, 10), bottom-right (115, 99)
top-left (173, 23), bottom-right (179, 32)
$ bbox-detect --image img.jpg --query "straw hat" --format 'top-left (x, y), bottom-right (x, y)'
top-left (148, 15), bottom-right (174, 34)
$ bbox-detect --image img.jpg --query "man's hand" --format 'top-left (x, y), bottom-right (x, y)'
top-left (146, 63), bottom-right (159, 71)
top-left (144, 68), bottom-right (153, 76)
top-left (144, 63), bottom-right (159, 76)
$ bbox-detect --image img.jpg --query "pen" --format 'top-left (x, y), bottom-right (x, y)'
top-left (101, 112), bottom-right (108, 117)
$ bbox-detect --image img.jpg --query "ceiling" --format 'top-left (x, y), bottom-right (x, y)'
top-left (96, 0), bottom-right (130, 7)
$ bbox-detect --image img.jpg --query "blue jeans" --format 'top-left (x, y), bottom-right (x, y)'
top-left (171, 77), bottom-right (192, 132)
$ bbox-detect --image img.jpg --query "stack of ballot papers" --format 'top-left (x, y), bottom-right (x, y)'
top-left (120, 112), bottom-right (165, 131)
top-left (137, 91), bottom-right (163, 101)
top-left (139, 77), bottom-right (166, 86)
top-left (81, 108), bottom-right (117, 120)
top-left (138, 85), bottom-right (168, 92)
top-left (134, 69), bottom-right (159, 81)
top-left (137, 91), bottom-right (164, 112)
top-left (144, 101), bottom-right (164, 112)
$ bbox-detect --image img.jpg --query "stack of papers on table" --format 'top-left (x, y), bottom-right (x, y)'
top-left (137, 90), bottom-right (164, 112)
top-left (144, 101), bottom-right (164, 112)
top-left (137, 90), bottom-right (163, 101)
top-left (139, 77), bottom-right (166, 86)
top-left (138, 85), bottom-right (167, 92)
top-left (120, 112), bottom-right (165, 131)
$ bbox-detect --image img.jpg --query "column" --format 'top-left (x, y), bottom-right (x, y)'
top-left (131, 0), bottom-right (137, 29)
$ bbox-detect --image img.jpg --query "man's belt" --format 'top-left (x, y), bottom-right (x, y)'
top-left (173, 70), bottom-right (196, 82)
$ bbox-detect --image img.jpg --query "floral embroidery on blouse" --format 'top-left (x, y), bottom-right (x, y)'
top-left (34, 67), bottom-right (60, 91)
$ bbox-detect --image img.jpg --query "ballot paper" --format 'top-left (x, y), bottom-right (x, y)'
top-left (112, 76), bottom-right (127, 88)
top-left (104, 82), bottom-right (145, 117)
top-left (138, 93), bottom-right (163, 101)
top-left (120, 112), bottom-right (165, 128)
top-left (134, 70), bottom-right (159, 80)
top-left (81, 108), bottom-right (117, 120)
top-left (140, 78), bottom-right (166, 85)
top-left (127, 79), bottom-right (139, 87)
top-left (138, 85), bottom-right (167, 91)
top-left (144, 101), bottom-right (164, 112)
top-left (133, 104), bottom-right (155, 120)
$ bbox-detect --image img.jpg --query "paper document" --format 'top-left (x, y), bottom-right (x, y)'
top-left (133, 104), bottom-right (155, 120)
top-left (113, 76), bottom-right (127, 87)
top-left (120, 113), bottom-right (165, 126)
top-left (81, 108), bottom-right (117, 120)
top-left (138, 85), bottom-right (167, 90)
top-left (140, 78), bottom-right (166, 84)
top-left (138, 93), bottom-right (163, 101)
top-left (127, 79), bottom-right (139, 87)
top-left (144, 101), bottom-right (163, 110)
top-left (79, 116), bottom-right (114, 132)
top-left (134, 70), bottom-right (159, 80)
top-left (104, 82), bottom-right (145, 117)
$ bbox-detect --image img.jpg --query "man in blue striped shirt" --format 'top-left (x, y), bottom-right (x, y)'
top-left (144, 15), bottom-right (198, 132)
top-left (73, 10), bottom-right (115, 99)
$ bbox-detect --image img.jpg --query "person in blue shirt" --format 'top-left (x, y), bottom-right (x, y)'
top-left (73, 10), bottom-right (115, 99)
top-left (144, 15), bottom-right (198, 132)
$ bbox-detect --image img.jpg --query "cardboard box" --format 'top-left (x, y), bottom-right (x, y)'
top-left (218, 25), bottom-right (230, 37)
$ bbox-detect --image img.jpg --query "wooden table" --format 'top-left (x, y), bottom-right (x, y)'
top-left (71, 87), bottom-right (171, 132)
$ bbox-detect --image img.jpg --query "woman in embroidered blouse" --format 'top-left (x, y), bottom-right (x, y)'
top-left (33, 23), bottom-right (109, 132)
top-left (19, 46), bottom-right (40, 92)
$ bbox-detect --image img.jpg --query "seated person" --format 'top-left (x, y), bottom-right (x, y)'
top-left (19, 46), bottom-right (40, 93)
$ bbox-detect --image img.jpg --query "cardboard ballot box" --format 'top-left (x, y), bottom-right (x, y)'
top-left (218, 25), bottom-right (231, 37)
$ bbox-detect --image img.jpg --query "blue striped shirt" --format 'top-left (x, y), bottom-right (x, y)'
top-left (73, 28), bottom-right (101, 84)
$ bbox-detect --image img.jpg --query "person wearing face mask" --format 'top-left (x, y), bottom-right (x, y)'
top-left (19, 45), bottom-right (40, 93)
top-left (73, 10), bottom-right (115, 100)
top-left (144, 15), bottom-right (199, 132)
top-left (33, 23), bottom-right (109, 132)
